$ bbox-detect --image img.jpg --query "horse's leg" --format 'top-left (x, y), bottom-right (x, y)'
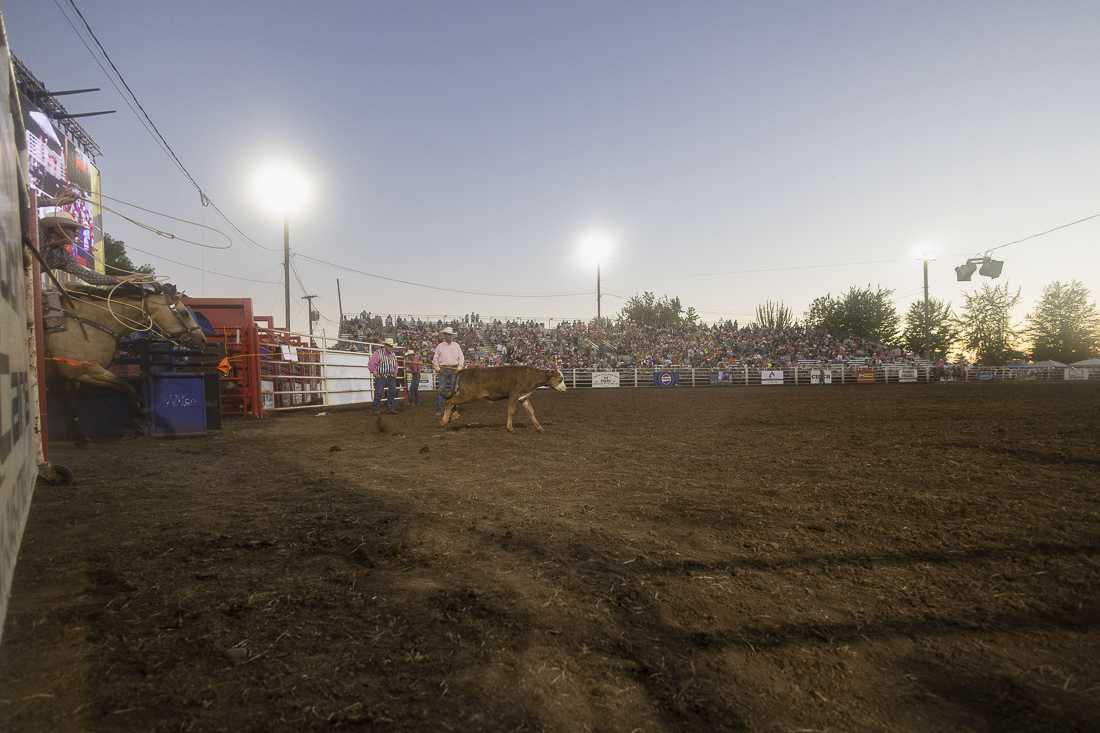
top-left (76, 366), bottom-right (146, 436)
top-left (65, 380), bottom-right (88, 447)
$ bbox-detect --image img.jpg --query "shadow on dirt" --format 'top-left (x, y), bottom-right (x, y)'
top-left (904, 656), bottom-right (1100, 732)
top-left (638, 540), bottom-right (1100, 575)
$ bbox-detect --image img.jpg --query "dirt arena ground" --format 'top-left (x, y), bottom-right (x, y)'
top-left (1, 383), bottom-right (1098, 732)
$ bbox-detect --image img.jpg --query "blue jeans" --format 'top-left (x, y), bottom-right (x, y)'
top-left (373, 374), bottom-right (397, 413)
top-left (435, 368), bottom-right (457, 414)
top-left (408, 373), bottom-right (420, 405)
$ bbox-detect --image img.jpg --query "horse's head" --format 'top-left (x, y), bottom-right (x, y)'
top-left (145, 285), bottom-right (207, 349)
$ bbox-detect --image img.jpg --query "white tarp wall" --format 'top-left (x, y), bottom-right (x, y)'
top-left (324, 350), bottom-right (374, 405)
top-left (1, 18), bottom-right (37, 643)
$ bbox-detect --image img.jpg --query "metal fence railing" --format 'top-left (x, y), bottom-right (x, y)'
top-left (247, 330), bottom-right (1099, 413)
top-left (552, 364), bottom-right (1098, 388)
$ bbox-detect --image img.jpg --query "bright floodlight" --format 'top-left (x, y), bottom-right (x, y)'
top-left (912, 242), bottom-right (940, 261)
top-left (252, 160), bottom-right (312, 217)
top-left (577, 231), bottom-right (616, 268)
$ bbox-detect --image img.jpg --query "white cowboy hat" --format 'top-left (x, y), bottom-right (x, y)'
top-left (440, 327), bottom-right (456, 336)
top-left (38, 209), bottom-right (82, 231)
top-left (383, 337), bottom-right (396, 347)
top-left (405, 349), bottom-right (415, 355)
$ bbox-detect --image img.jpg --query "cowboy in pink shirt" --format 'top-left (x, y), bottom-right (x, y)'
top-left (432, 327), bottom-right (464, 415)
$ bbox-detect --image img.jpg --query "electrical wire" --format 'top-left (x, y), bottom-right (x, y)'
top-left (120, 243), bottom-right (282, 285)
top-left (292, 251), bottom-right (594, 299)
top-left (50, 0), bottom-right (174, 161)
top-left (61, 0), bottom-right (275, 251)
top-left (684, 257), bottom-right (905, 280)
top-left (980, 210), bottom-right (1100, 254)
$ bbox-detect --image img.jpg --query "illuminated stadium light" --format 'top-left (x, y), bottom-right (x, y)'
top-left (577, 230), bottom-right (617, 320)
top-left (577, 230), bottom-right (616, 269)
top-left (252, 160), bottom-right (312, 217)
top-left (978, 257), bottom-right (1004, 278)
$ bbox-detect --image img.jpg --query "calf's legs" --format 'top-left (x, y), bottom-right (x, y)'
top-left (506, 397), bottom-right (517, 432)
top-left (521, 398), bottom-right (543, 432)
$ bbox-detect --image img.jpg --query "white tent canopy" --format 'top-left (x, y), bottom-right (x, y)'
top-left (1071, 357), bottom-right (1100, 367)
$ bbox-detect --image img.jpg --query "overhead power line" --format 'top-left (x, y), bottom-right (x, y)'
top-left (122, 243), bottom-right (281, 285)
top-left (60, 0), bottom-right (275, 251)
top-left (292, 251), bottom-right (595, 299)
top-left (980, 210), bottom-right (1100, 254)
top-left (685, 257), bottom-right (904, 280)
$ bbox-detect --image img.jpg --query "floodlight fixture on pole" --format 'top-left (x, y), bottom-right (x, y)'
top-left (978, 258), bottom-right (1004, 278)
top-left (252, 160), bottom-right (313, 331)
top-left (577, 231), bottom-right (616, 320)
top-left (955, 255), bottom-right (1003, 282)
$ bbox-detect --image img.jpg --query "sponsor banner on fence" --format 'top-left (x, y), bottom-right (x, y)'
top-left (324, 350), bottom-right (373, 405)
top-left (653, 370), bottom-right (679, 388)
top-left (810, 368), bottom-right (833, 385)
top-left (898, 366), bottom-right (918, 383)
top-left (418, 372), bottom-right (435, 391)
top-left (1064, 367), bottom-right (1089, 381)
top-left (856, 366), bottom-right (876, 384)
top-left (976, 371), bottom-right (995, 382)
top-left (710, 370), bottom-right (735, 385)
top-left (761, 369), bottom-right (784, 385)
top-left (1, 33), bottom-right (37, 642)
top-left (592, 371), bottom-right (620, 388)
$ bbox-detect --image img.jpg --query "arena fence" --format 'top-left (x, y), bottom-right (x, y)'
top-left (552, 364), bottom-right (1100, 388)
top-left (255, 329), bottom-right (431, 412)
top-left (250, 329), bottom-right (1098, 414)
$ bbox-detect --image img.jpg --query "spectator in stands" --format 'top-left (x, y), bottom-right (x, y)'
top-left (368, 338), bottom-right (399, 415)
top-left (433, 327), bottom-right (465, 415)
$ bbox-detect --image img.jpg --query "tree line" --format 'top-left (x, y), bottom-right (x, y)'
top-left (619, 281), bottom-right (1100, 364)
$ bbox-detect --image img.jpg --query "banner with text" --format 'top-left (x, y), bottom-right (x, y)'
top-left (761, 370), bottom-right (784, 385)
top-left (1, 30), bottom-right (37, 643)
top-left (1064, 367), bottom-right (1089, 381)
top-left (592, 371), bottom-right (620, 388)
top-left (653, 370), bottom-right (679, 388)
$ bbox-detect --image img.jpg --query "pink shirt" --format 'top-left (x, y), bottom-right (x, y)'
top-left (433, 341), bottom-right (465, 370)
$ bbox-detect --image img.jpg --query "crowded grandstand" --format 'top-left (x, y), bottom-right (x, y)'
top-left (338, 313), bottom-right (922, 370)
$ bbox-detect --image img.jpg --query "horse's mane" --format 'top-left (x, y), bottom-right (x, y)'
top-left (65, 281), bottom-right (178, 299)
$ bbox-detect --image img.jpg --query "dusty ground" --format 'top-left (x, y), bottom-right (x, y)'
top-left (1, 383), bottom-right (1099, 732)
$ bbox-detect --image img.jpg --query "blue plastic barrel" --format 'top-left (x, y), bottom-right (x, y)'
top-left (146, 372), bottom-right (208, 436)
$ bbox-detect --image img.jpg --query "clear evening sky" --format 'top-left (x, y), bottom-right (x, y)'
top-left (8, 1), bottom-right (1099, 330)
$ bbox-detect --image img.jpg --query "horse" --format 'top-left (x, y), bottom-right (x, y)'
top-left (44, 281), bottom-right (207, 445)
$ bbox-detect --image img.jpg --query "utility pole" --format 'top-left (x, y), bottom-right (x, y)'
top-left (923, 258), bottom-right (930, 313)
top-left (302, 294), bottom-right (318, 339)
top-left (336, 278), bottom-right (344, 330)
top-left (283, 217), bottom-right (291, 331)
top-left (596, 263), bottom-right (601, 321)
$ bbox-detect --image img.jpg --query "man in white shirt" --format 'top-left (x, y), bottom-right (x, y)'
top-left (432, 327), bottom-right (465, 415)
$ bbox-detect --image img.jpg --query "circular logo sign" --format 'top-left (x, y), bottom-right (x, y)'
top-left (659, 372), bottom-right (673, 386)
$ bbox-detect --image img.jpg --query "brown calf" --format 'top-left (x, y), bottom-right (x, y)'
top-left (440, 366), bottom-right (567, 432)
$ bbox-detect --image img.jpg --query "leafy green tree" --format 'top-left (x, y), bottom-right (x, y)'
top-left (754, 300), bottom-right (796, 331)
top-left (104, 233), bottom-right (153, 274)
top-left (1025, 280), bottom-right (1100, 363)
top-left (619, 292), bottom-right (697, 327)
top-left (803, 285), bottom-right (900, 342)
top-left (956, 283), bottom-right (1022, 364)
top-left (902, 297), bottom-right (957, 358)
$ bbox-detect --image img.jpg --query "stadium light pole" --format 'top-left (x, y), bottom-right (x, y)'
top-left (252, 160), bottom-right (312, 331)
top-left (578, 231), bottom-right (615, 321)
